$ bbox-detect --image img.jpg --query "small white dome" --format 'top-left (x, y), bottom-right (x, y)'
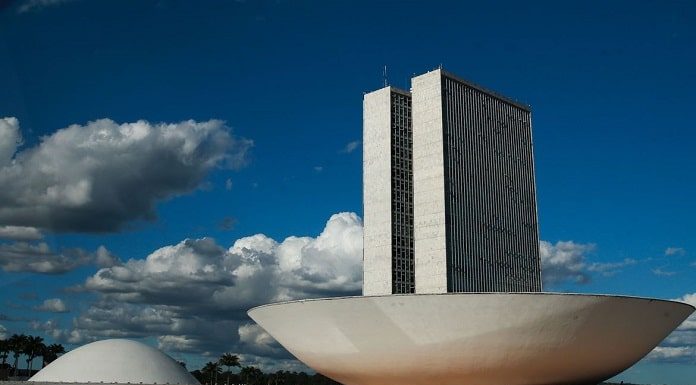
top-left (29, 339), bottom-right (200, 385)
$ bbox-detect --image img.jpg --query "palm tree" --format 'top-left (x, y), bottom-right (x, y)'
top-left (8, 334), bottom-right (28, 377)
top-left (240, 366), bottom-right (262, 385)
top-left (23, 335), bottom-right (45, 375)
top-left (202, 361), bottom-right (222, 385)
top-left (0, 339), bottom-right (9, 366)
top-left (218, 353), bottom-right (240, 385)
top-left (41, 344), bottom-right (65, 367)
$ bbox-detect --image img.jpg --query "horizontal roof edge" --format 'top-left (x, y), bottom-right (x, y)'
top-left (364, 85), bottom-right (411, 97)
top-left (438, 69), bottom-right (531, 112)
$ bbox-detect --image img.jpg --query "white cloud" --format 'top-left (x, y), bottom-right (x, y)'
top-left (225, 178), bottom-right (233, 191)
top-left (0, 226), bottom-right (43, 241)
top-left (94, 245), bottom-right (121, 268)
top-left (0, 241), bottom-right (118, 274)
top-left (238, 323), bottom-right (283, 356)
top-left (43, 213), bottom-right (363, 360)
top-left (665, 247), bottom-right (686, 256)
top-left (237, 353), bottom-right (311, 373)
top-left (0, 323), bottom-right (7, 339)
top-left (41, 217), bottom-right (649, 369)
top-left (0, 241), bottom-right (93, 274)
top-left (540, 241), bottom-right (593, 285)
top-left (646, 346), bottom-right (695, 363)
top-left (674, 293), bottom-right (696, 331)
top-left (0, 117), bottom-right (252, 233)
top-left (0, 117), bottom-right (22, 167)
top-left (587, 258), bottom-right (636, 277)
top-left (652, 267), bottom-right (677, 277)
top-left (663, 329), bottom-right (696, 346)
top-left (539, 241), bottom-right (636, 286)
top-left (647, 293), bottom-right (696, 364)
top-left (35, 298), bottom-right (69, 313)
top-left (340, 140), bottom-right (360, 154)
top-left (17, 0), bottom-right (74, 13)
top-left (158, 335), bottom-right (203, 354)
top-left (84, 212), bottom-right (363, 308)
top-left (313, 166), bottom-right (323, 172)
top-left (32, 319), bottom-right (92, 344)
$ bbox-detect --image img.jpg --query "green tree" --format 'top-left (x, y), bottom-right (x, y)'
top-left (41, 344), bottom-right (65, 367)
top-left (218, 353), bottom-right (241, 385)
top-left (8, 334), bottom-right (28, 377)
top-left (202, 361), bottom-right (222, 385)
top-left (240, 366), bottom-right (263, 385)
top-left (23, 335), bottom-right (45, 374)
top-left (0, 339), bottom-right (9, 366)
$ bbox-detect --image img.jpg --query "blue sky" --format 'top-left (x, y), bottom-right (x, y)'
top-left (0, 0), bottom-right (694, 383)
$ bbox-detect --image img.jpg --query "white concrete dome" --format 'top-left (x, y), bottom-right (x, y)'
top-left (29, 339), bottom-right (200, 385)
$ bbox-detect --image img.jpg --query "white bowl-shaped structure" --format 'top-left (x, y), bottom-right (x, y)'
top-left (29, 339), bottom-right (200, 384)
top-left (248, 293), bottom-right (693, 385)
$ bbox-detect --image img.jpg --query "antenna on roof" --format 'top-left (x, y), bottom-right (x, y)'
top-left (383, 65), bottom-right (388, 88)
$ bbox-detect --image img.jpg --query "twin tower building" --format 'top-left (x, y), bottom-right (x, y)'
top-left (363, 68), bottom-right (543, 295)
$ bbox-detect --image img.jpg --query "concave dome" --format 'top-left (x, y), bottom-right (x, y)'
top-left (29, 338), bottom-right (200, 385)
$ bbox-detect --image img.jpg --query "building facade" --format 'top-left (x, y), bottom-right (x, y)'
top-left (363, 86), bottom-right (415, 295)
top-left (363, 69), bottom-right (542, 295)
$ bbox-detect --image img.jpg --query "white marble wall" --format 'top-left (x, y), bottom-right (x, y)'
top-left (362, 87), bottom-right (393, 295)
top-left (412, 70), bottom-right (448, 294)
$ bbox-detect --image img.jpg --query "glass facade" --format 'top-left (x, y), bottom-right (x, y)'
top-left (441, 74), bottom-right (542, 292)
top-left (390, 90), bottom-right (415, 294)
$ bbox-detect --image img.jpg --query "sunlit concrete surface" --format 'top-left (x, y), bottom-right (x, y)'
top-left (249, 293), bottom-right (694, 385)
top-left (29, 339), bottom-right (200, 385)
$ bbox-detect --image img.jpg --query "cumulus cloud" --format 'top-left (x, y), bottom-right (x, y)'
top-left (540, 241), bottom-right (593, 285)
top-left (674, 294), bottom-right (696, 331)
top-left (94, 245), bottom-right (121, 268)
top-left (40, 217), bottom-right (642, 368)
top-left (84, 212), bottom-right (362, 309)
top-left (44, 213), bottom-right (362, 362)
top-left (0, 117), bottom-right (252, 233)
top-left (539, 241), bottom-right (635, 286)
top-left (0, 117), bottom-right (22, 167)
top-left (0, 241), bottom-right (93, 274)
top-left (647, 346), bottom-right (695, 363)
top-left (0, 323), bottom-right (7, 339)
top-left (31, 319), bottom-right (84, 344)
top-left (238, 323), bottom-right (283, 356)
top-left (0, 241), bottom-right (118, 274)
top-left (0, 226), bottom-right (43, 241)
top-left (35, 298), bottom-right (69, 313)
top-left (340, 140), bottom-right (360, 154)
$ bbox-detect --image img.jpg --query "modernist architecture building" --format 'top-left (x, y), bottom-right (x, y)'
top-left (248, 68), bottom-right (694, 385)
top-left (363, 69), bottom-right (542, 295)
